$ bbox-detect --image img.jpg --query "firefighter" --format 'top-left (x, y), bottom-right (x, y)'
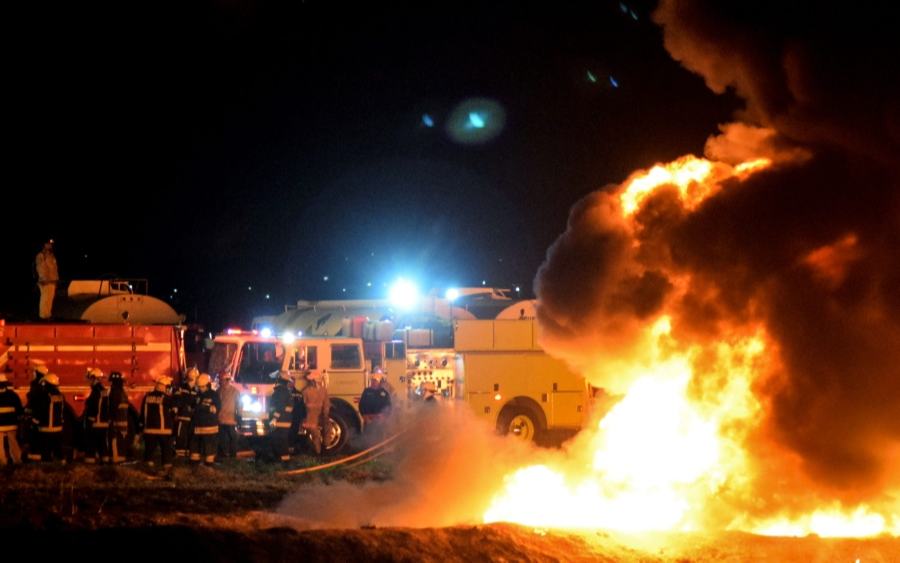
top-left (0, 373), bottom-right (24, 465)
top-left (268, 371), bottom-right (294, 463)
top-left (190, 373), bottom-right (221, 468)
top-left (173, 367), bottom-right (199, 458)
top-left (83, 367), bottom-right (111, 464)
top-left (33, 373), bottom-right (65, 462)
top-left (216, 371), bottom-right (241, 459)
top-left (289, 378), bottom-right (307, 455)
top-left (301, 370), bottom-right (329, 455)
top-left (34, 239), bottom-right (59, 320)
top-left (141, 376), bottom-right (175, 473)
top-left (23, 363), bottom-right (50, 461)
top-left (359, 369), bottom-right (392, 443)
top-left (372, 366), bottom-right (396, 400)
top-left (108, 371), bottom-right (132, 464)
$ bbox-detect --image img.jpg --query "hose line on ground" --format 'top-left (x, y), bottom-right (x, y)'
top-left (277, 424), bottom-right (414, 475)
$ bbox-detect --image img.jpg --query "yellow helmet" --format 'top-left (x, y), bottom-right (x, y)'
top-left (43, 373), bottom-right (60, 386)
top-left (186, 367), bottom-right (200, 381)
top-left (197, 373), bottom-right (212, 388)
top-left (34, 364), bottom-right (50, 377)
top-left (85, 367), bottom-right (103, 380)
top-left (156, 376), bottom-right (173, 387)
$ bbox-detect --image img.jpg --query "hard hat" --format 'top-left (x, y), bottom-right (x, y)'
top-left (43, 373), bottom-right (60, 386)
top-left (156, 376), bottom-right (173, 387)
top-left (34, 364), bottom-right (50, 376)
top-left (109, 371), bottom-right (124, 381)
top-left (85, 367), bottom-right (103, 380)
top-left (218, 370), bottom-right (232, 380)
top-left (306, 370), bottom-right (322, 381)
top-left (0, 373), bottom-right (8, 384)
top-left (421, 381), bottom-right (436, 392)
top-left (370, 371), bottom-right (384, 382)
top-left (273, 370), bottom-right (292, 382)
top-left (186, 367), bottom-right (200, 380)
top-left (197, 373), bottom-right (212, 387)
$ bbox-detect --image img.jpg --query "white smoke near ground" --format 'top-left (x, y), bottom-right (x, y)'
top-left (276, 402), bottom-right (557, 529)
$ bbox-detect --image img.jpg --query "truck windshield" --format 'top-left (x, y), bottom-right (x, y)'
top-left (207, 342), bottom-right (237, 378)
top-left (236, 341), bottom-right (285, 383)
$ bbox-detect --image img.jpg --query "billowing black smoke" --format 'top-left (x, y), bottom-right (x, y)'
top-left (535, 0), bottom-right (900, 510)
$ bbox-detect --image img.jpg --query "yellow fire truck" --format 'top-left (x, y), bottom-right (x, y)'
top-left (234, 288), bottom-right (591, 450)
top-left (405, 318), bottom-right (588, 441)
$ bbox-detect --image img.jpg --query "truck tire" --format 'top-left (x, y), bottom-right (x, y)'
top-left (497, 406), bottom-right (540, 442)
top-left (321, 410), bottom-right (352, 455)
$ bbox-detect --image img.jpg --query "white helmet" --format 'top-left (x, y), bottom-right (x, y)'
top-left (197, 373), bottom-right (212, 388)
top-left (43, 373), bottom-right (60, 386)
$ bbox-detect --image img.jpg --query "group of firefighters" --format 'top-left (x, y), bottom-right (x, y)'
top-left (0, 363), bottom-right (244, 474)
top-left (0, 361), bottom-right (414, 470)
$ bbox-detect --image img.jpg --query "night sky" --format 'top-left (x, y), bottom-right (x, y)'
top-left (6, 1), bottom-right (739, 332)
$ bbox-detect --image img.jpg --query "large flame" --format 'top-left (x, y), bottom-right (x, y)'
top-left (484, 152), bottom-right (900, 537)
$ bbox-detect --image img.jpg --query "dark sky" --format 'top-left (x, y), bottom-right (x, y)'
top-left (6, 0), bottom-right (738, 332)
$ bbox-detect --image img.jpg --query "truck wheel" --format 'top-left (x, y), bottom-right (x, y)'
top-left (497, 407), bottom-right (539, 442)
top-left (322, 410), bottom-right (352, 455)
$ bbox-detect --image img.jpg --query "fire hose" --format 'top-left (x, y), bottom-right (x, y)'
top-left (277, 424), bottom-right (414, 475)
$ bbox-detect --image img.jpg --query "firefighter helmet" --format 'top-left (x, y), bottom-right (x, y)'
top-left (218, 370), bottom-right (232, 381)
top-left (306, 370), bottom-right (323, 381)
top-left (197, 373), bottom-right (212, 388)
top-left (370, 370), bottom-right (384, 382)
top-left (155, 376), bottom-right (173, 389)
top-left (109, 371), bottom-right (124, 381)
top-left (273, 370), bottom-right (292, 382)
top-left (43, 373), bottom-right (60, 386)
top-left (85, 367), bottom-right (103, 380)
top-left (186, 367), bottom-right (200, 381)
top-left (34, 364), bottom-right (50, 377)
top-left (0, 373), bottom-right (8, 385)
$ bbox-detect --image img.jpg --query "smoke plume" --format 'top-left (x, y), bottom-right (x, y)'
top-left (535, 0), bottom-right (900, 518)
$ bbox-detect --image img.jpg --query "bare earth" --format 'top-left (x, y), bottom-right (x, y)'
top-left (1, 458), bottom-right (897, 562)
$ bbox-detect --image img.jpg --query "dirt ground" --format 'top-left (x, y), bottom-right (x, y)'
top-left (1, 456), bottom-right (898, 562)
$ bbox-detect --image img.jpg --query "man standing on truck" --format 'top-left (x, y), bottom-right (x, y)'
top-left (190, 373), bottom-right (221, 469)
top-left (0, 374), bottom-right (24, 465)
top-left (34, 239), bottom-right (59, 320)
top-left (301, 371), bottom-right (329, 455)
top-left (83, 368), bottom-right (111, 464)
top-left (268, 371), bottom-right (294, 463)
top-left (173, 367), bottom-right (199, 458)
top-left (108, 371), bottom-right (132, 464)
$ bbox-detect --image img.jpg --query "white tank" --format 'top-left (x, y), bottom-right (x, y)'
top-left (54, 280), bottom-right (183, 324)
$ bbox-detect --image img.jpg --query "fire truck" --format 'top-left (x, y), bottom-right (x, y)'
top-left (205, 329), bottom-right (407, 455)
top-left (233, 287), bottom-right (590, 449)
top-left (0, 279), bottom-right (188, 445)
top-left (403, 318), bottom-right (588, 441)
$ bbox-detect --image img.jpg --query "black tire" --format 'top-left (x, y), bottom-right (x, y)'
top-left (496, 406), bottom-right (540, 442)
top-left (321, 410), bottom-right (352, 455)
